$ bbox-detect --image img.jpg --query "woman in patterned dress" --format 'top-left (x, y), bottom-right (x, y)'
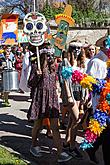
top-left (28, 52), bottom-right (72, 162)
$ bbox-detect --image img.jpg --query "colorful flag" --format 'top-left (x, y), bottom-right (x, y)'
top-left (0, 14), bottom-right (19, 45)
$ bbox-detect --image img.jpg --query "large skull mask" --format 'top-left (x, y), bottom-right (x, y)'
top-left (23, 12), bottom-right (47, 46)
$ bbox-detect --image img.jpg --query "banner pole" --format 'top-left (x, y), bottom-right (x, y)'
top-left (36, 46), bottom-right (41, 70)
top-left (33, 0), bottom-right (36, 12)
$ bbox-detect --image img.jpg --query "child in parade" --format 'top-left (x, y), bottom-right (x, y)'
top-left (28, 51), bottom-right (72, 162)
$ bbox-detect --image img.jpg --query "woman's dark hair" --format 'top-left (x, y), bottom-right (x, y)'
top-left (62, 50), bottom-right (68, 59)
top-left (103, 40), bottom-right (106, 47)
top-left (69, 51), bottom-right (77, 66)
top-left (16, 50), bottom-right (22, 56)
top-left (39, 53), bottom-right (48, 72)
top-left (40, 52), bottom-right (55, 73)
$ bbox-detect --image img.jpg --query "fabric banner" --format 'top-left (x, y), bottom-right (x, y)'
top-left (0, 14), bottom-right (19, 45)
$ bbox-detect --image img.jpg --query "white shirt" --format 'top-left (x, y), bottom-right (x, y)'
top-left (86, 51), bottom-right (107, 79)
top-left (86, 50), bottom-right (108, 112)
top-left (6, 59), bottom-right (12, 69)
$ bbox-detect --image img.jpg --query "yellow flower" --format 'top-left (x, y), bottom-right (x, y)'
top-left (80, 76), bottom-right (96, 90)
top-left (106, 60), bottom-right (110, 68)
top-left (88, 119), bottom-right (105, 136)
top-left (0, 49), bottom-right (4, 54)
top-left (86, 76), bottom-right (96, 84)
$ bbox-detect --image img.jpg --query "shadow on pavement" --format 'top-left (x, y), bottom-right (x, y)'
top-left (0, 135), bottom-right (95, 165)
top-left (8, 95), bottom-right (29, 102)
top-left (0, 113), bottom-right (31, 137)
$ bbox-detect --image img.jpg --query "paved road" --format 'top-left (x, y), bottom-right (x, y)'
top-left (0, 92), bottom-right (104, 165)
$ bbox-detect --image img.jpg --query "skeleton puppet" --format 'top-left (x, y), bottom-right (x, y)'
top-left (23, 12), bottom-right (47, 69)
top-left (23, 12), bottom-right (47, 46)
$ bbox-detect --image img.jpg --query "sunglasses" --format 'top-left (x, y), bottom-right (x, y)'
top-left (89, 48), bottom-right (94, 51)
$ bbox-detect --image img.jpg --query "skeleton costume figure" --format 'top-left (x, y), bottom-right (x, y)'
top-left (23, 12), bottom-right (47, 46)
top-left (24, 12), bottom-right (74, 163)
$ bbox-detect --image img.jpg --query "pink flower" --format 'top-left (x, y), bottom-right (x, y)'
top-left (72, 70), bottom-right (84, 83)
top-left (107, 48), bottom-right (110, 59)
top-left (85, 129), bottom-right (97, 143)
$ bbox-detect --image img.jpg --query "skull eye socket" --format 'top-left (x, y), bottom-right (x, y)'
top-left (36, 22), bottom-right (43, 30)
top-left (26, 23), bottom-right (33, 30)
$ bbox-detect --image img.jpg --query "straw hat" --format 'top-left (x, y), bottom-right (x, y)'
top-left (55, 4), bottom-right (75, 27)
top-left (69, 41), bottom-right (82, 47)
top-left (95, 36), bottom-right (106, 47)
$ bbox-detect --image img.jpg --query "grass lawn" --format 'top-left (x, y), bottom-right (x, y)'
top-left (0, 145), bottom-right (28, 165)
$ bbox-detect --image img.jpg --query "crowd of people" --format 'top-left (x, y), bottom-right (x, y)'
top-left (0, 37), bottom-right (109, 164)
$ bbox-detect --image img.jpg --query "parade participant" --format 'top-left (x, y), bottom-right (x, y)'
top-left (0, 49), bottom-right (5, 99)
top-left (15, 48), bottom-right (23, 86)
top-left (19, 46), bottom-right (31, 93)
top-left (27, 47), bottom-right (53, 138)
top-left (28, 52), bottom-right (72, 163)
top-left (2, 49), bottom-right (13, 107)
top-left (85, 36), bottom-right (109, 164)
top-left (77, 48), bottom-right (90, 114)
top-left (58, 50), bottom-right (71, 129)
top-left (86, 42), bottom-right (107, 113)
top-left (58, 50), bottom-right (83, 159)
top-left (87, 44), bottom-right (96, 59)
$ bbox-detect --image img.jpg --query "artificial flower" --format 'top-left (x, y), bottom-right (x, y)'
top-left (61, 66), bottom-right (73, 79)
top-left (88, 119), bottom-right (105, 136)
top-left (93, 109), bottom-right (108, 126)
top-left (80, 75), bottom-right (96, 90)
top-left (106, 48), bottom-right (110, 59)
top-left (72, 70), bottom-right (84, 83)
top-left (85, 129), bottom-right (97, 143)
top-left (106, 60), bottom-right (110, 68)
top-left (107, 68), bottom-right (110, 78)
top-left (80, 140), bottom-right (93, 150)
top-left (92, 79), bottom-right (106, 95)
top-left (98, 100), bottom-right (110, 113)
top-left (106, 35), bottom-right (110, 49)
top-left (0, 49), bottom-right (4, 54)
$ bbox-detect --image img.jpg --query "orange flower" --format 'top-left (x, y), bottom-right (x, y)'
top-left (98, 82), bottom-right (110, 114)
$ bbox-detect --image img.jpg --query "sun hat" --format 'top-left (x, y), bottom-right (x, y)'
top-left (55, 4), bottom-right (75, 27)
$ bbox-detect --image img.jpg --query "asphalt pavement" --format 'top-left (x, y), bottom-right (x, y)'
top-left (0, 92), bottom-right (104, 165)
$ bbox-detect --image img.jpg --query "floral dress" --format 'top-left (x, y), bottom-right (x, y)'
top-left (28, 64), bottom-right (60, 120)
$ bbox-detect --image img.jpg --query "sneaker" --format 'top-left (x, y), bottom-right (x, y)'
top-left (30, 146), bottom-right (42, 157)
top-left (57, 152), bottom-right (72, 163)
top-left (68, 147), bottom-right (83, 159)
top-left (3, 102), bottom-right (11, 107)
